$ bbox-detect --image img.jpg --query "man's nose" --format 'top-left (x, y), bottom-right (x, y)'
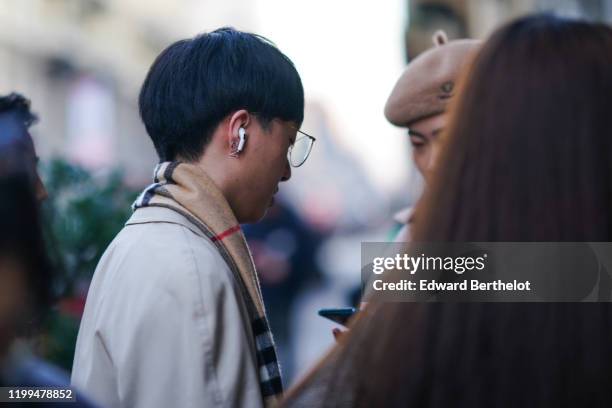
top-left (426, 144), bottom-right (440, 174)
top-left (280, 160), bottom-right (292, 182)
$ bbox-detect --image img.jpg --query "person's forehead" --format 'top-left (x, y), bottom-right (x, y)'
top-left (409, 113), bottom-right (447, 134)
top-left (0, 111), bottom-right (34, 149)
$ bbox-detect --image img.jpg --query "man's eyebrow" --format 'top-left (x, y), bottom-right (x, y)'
top-left (408, 129), bottom-right (427, 139)
top-left (432, 128), bottom-right (445, 136)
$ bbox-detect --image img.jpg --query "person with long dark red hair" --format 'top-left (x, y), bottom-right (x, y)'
top-left (283, 14), bottom-right (612, 407)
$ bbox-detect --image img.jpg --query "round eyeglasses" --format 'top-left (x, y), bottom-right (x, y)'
top-left (289, 129), bottom-right (316, 167)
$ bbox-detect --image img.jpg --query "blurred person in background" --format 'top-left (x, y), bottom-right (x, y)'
top-left (72, 27), bottom-right (313, 408)
top-left (0, 93), bottom-right (47, 202)
top-left (282, 14), bottom-right (612, 407)
top-left (0, 95), bottom-right (49, 358)
top-left (384, 32), bottom-right (479, 241)
top-left (350, 32), bottom-right (480, 316)
top-left (0, 174), bottom-right (97, 407)
top-left (244, 199), bottom-right (323, 382)
top-left (0, 173), bottom-right (51, 395)
top-left (0, 103), bottom-right (96, 405)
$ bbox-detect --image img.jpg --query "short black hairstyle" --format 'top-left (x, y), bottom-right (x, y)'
top-left (139, 27), bottom-right (305, 162)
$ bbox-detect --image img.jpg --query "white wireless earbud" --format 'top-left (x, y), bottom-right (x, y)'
top-left (237, 127), bottom-right (247, 153)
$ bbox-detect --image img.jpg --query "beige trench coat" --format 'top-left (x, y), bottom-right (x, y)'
top-left (71, 206), bottom-right (264, 408)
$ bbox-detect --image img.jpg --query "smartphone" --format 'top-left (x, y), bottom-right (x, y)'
top-left (318, 307), bottom-right (357, 326)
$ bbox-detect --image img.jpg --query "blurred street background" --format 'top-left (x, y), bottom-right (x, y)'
top-left (1, 0), bottom-right (611, 385)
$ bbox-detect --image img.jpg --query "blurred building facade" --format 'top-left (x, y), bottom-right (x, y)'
top-left (0, 0), bottom-right (255, 183)
top-left (405, 0), bottom-right (612, 59)
top-left (0, 0), bottom-right (395, 227)
top-left (2, 0), bottom-right (610, 185)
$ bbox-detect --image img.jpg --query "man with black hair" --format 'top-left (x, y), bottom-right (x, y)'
top-left (0, 93), bottom-right (47, 201)
top-left (72, 27), bottom-right (312, 408)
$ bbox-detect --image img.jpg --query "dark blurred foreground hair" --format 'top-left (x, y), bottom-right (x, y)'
top-left (0, 174), bottom-right (53, 321)
top-left (0, 93), bottom-right (38, 129)
top-left (139, 27), bottom-right (305, 162)
top-left (282, 15), bottom-right (612, 408)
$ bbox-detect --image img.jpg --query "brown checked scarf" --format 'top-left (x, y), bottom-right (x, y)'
top-left (132, 161), bottom-right (283, 406)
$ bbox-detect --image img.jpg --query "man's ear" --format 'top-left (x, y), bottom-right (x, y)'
top-left (227, 110), bottom-right (251, 155)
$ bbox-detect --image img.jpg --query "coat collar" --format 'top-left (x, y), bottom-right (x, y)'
top-left (125, 205), bottom-right (207, 239)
